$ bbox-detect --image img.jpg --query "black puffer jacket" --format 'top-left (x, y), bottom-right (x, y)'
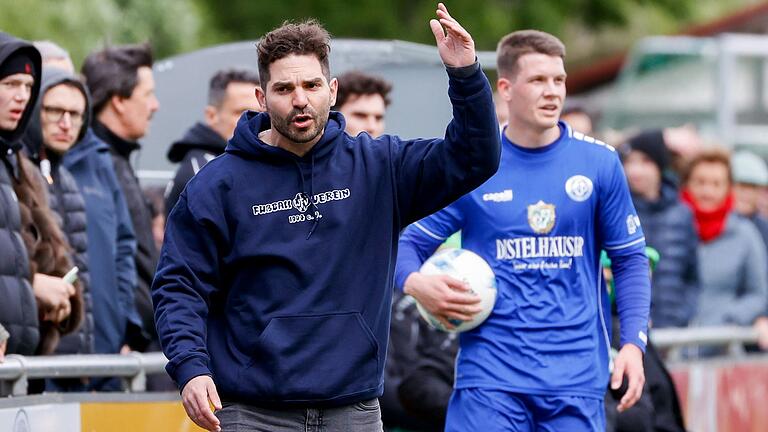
top-left (632, 180), bottom-right (700, 328)
top-left (92, 121), bottom-right (156, 346)
top-left (0, 32), bottom-right (42, 355)
top-left (22, 68), bottom-right (94, 355)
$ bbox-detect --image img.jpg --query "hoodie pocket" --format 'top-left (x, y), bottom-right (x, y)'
top-left (240, 312), bottom-right (380, 401)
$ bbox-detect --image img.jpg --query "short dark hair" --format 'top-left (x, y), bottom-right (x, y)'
top-left (257, 19), bottom-right (331, 85)
top-left (333, 71), bottom-right (392, 110)
top-left (497, 30), bottom-right (565, 78)
top-left (81, 43), bottom-right (153, 115)
top-left (208, 68), bottom-right (260, 107)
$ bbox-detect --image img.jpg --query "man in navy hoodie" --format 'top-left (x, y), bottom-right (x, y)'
top-left (152, 4), bottom-right (500, 431)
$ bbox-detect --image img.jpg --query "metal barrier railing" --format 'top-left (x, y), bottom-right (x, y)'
top-left (651, 325), bottom-right (760, 361)
top-left (0, 352), bottom-right (167, 396)
top-left (651, 325), bottom-right (758, 349)
top-left (0, 326), bottom-right (761, 396)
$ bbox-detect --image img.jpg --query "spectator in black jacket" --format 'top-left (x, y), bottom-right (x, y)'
top-left (0, 32), bottom-right (45, 358)
top-left (81, 43), bottom-right (159, 352)
top-left (22, 67), bottom-right (95, 362)
top-left (164, 68), bottom-right (261, 214)
top-left (397, 310), bottom-right (459, 431)
top-left (382, 292), bottom-right (440, 431)
top-left (622, 130), bottom-right (699, 328)
top-left (602, 250), bottom-right (686, 432)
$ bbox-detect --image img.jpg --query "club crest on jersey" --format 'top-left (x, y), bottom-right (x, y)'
top-left (528, 201), bottom-right (556, 234)
top-left (292, 192), bottom-right (310, 213)
top-left (565, 175), bottom-right (593, 202)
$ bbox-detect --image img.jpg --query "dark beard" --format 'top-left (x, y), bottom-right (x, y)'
top-left (271, 104), bottom-right (330, 144)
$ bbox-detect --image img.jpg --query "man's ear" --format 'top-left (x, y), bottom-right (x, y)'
top-left (329, 77), bottom-right (338, 108)
top-left (496, 77), bottom-right (513, 102)
top-left (110, 94), bottom-right (127, 115)
top-left (255, 86), bottom-right (267, 109)
top-left (204, 105), bottom-right (218, 127)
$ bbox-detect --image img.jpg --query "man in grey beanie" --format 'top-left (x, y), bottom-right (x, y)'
top-left (732, 150), bottom-right (768, 249)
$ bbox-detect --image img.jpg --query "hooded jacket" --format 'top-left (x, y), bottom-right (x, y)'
top-left (164, 121), bottom-right (227, 215)
top-left (22, 68), bottom-right (94, 355)
top-left (62, 126), bottom-right (137, 354)
top-left (0, 33), bottom-right (41, 355)
top-left (152, 64), bottom-right (501, 406)
top-left (92, 120), bottom-right (156, 346)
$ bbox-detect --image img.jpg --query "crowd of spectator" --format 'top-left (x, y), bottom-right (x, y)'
top-left (0, 33), bottom-right (263, 393)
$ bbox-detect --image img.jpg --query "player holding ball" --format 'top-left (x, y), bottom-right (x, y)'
top-left (396, 29), bottom-right (651, 431)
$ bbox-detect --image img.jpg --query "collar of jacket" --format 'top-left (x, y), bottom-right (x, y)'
top-left (92, 120), bottom-right (140, 158)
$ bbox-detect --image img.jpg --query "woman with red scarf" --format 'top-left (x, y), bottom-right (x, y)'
top-left (681, 149), bottom-right (767, 355)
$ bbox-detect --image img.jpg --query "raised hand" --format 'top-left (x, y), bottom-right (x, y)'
top-left (429, 3), bottom-right (476, 68)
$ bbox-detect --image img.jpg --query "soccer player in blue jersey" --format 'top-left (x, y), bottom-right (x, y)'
top-left (395, 30), bottom-right (651, 431)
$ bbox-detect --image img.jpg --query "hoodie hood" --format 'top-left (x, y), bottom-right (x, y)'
top-left (226, 110), bottom-right (345, 162)
top-left (22, 67), bottom-right (92, 162)
top-left (62, 128), bottom-right (109, 168)
top-left (0, 32), bottom-right (42, 153)
top-left (166, 121), bottom-right (227, 163)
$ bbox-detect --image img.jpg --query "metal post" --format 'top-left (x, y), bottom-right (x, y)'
top-left (7, 355), bottom-right (28, 396)
top-left (129, 352), bottom-right (147, 392)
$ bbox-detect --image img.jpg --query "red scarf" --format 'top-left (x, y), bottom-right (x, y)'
top-left (680, 189), bottom-right (733, 242)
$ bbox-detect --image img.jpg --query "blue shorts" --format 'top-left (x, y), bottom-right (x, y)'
top-left (445, 388), bottom-right (605, 432)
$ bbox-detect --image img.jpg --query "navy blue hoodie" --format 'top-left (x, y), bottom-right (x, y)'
top-left (152, 64), bottom-right (500, 406)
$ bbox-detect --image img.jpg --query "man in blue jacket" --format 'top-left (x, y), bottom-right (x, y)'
top-left (152, 4), bottom-right (500, 431)
top-left (61, 75), bottom-right (138, 372)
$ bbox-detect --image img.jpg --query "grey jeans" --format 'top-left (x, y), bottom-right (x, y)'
top-left (215, 398), bottom-right (383, 432)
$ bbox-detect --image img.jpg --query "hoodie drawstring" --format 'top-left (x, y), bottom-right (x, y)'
top-left (307, 153), bottom-right (321, 239)
top-left (292, 154), bottom-right (322, 240)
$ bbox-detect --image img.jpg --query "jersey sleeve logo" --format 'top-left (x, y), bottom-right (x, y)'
top-left (527, 201), bottom-right (556, 234)
top-left (626, 214), bottom-right (641, 235)
top-left (565, 175), bottom-right (593, 202)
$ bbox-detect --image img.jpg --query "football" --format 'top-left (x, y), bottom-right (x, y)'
top-left (416, 248), bottom-right (497, 332)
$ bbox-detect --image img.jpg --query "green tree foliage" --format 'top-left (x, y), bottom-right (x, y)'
top-left (193, 0), bottom-right (695, 51)
top-left (0, 0), bottom-right (201, 68)
top-left (0, 0), bottom-right (756, 68)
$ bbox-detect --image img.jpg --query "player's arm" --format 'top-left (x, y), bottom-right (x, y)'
top-left (395, 207), bottom-right (481, 328)
top-left (152, 192), bottom-right (223, 431)
top-left (391, 3), bottom-right (500, 226)
top-left (609, 248), bottom-right (650, 413)
top-left (598, 151), bottom-right (651, 413)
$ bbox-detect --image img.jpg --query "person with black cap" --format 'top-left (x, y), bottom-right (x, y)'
top-left (0, 32), bottom-right (77, 361)
top-left (622, 129), bottom-right (700, 329)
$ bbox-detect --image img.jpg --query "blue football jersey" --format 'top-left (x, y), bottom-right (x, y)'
top-left (400, 122), bottom-right (648, 398)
